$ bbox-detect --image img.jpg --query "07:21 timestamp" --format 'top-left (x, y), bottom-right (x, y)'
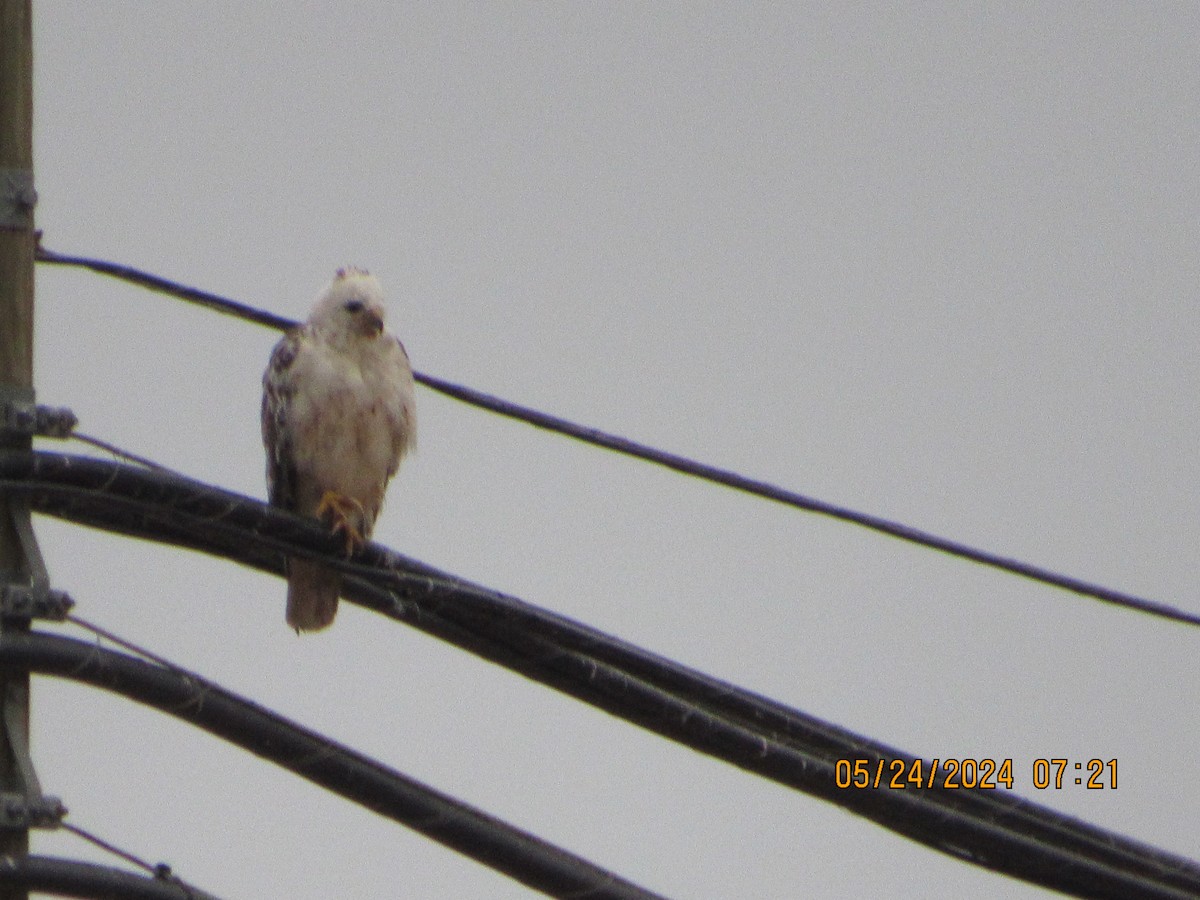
top-left (1033, 758), bottom-right (1118, 790)
top-left (834, 757), bottom-right (1118, 790)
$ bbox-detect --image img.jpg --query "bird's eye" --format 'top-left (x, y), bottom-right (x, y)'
top-left (344, 300), bottom-right (365, 313)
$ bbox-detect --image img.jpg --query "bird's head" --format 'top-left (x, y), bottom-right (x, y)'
top-left (309, 267), bottom-right (388, 339)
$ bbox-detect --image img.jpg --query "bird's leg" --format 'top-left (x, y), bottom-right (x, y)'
top-left (316, 490), bottom-right (367, 556)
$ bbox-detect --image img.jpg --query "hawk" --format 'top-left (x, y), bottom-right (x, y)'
top-left (262, 267), bottom-right (417, 631)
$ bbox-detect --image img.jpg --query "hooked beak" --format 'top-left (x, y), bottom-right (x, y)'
top-left (363, 310), bottom-right (384, 336)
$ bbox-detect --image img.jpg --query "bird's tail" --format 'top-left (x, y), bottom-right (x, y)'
top-left (286, 558), bottom-right (341, 632)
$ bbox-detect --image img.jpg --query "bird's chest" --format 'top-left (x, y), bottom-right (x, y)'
top-left (288, 350), bottom-right (401, 493)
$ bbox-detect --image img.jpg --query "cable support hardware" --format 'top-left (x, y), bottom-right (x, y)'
top-left (0, 398), bottom-right (75, 442)
top-left (0, 635), bottom-right (65, 833)
top-left (0, 795), bottom-right (64, 831)
top-left (0, 448), bottom-right (68, 830)
top-left (1, 486), bottom-right (72, 624)
top-left (0, 584), bottom-right (72, 622)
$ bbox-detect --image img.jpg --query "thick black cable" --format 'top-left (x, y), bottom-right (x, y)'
top-left (14, 632), bottom-right (1200, 900)
top-left (3, 451), bottom-right (1200, 898)
top-left (0, 854), bottom-right (213, 900)
top-left (1, 632), bottom-right (665, 900)
top-left (34, 247), bottom-right (1198, 629)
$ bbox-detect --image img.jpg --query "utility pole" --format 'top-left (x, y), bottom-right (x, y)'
top-left (0, 2), bottom-right (35, 897)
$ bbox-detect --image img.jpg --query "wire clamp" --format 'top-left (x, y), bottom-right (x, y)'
top-left (0, 397), bottom-right (76, 440)
top-left (0, 585), bottom-right (72, 622)
top-left (0, 169), bottom-right (36, 230)
top-left (0, 793), bottom-right (66, 830)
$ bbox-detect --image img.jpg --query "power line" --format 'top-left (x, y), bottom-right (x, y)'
top-left (35, 246), bottom-right (292, 331)
top-left (5, 449), bottom-right (1200, 899)
top-left (0, 855), bottom-right (217, 900)
top-left (33, 246), bottom-right (1200, 629)
top-left (6, 631), bottom-right (669, 900)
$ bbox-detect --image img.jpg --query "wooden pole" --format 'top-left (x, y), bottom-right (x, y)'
top-left (0, 1), bottom-right (34, 895)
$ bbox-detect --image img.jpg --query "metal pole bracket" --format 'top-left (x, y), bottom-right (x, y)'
top-left (1, 501), bottom-right (50, 622)
top-left (0, 397), bottom-right (76, 440)
top-left (0, 585), bottom-right (72, 622)
top-left (0, 677), bottom-right (50, 823)
top-left (0, 793), bottom-right (66, 830)
top-left (0, 169), bottom-right (36, 231)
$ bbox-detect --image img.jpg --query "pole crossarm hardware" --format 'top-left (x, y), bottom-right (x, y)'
top-left (0, 397), bottom-right (75, 622)
top-left (0, 502), bottom-right (67, 832)
top-left (0, 400), bottom-right (66, 840)
top-left (2, 450), bottom-right (1199, 900)
top-left (0, 396), bottom-right (75, 442)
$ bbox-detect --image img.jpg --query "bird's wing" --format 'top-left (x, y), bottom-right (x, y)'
top-left (388, 336), bottom-right (419, 471)
top-left (261, 327), bottom-right (306, 511)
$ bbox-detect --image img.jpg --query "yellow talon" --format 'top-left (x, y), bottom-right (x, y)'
top-left (316, 490), bottom-right (366, 555)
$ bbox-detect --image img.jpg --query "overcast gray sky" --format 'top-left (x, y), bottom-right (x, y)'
top-left (24, 3), bottom-right (1200, 898)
